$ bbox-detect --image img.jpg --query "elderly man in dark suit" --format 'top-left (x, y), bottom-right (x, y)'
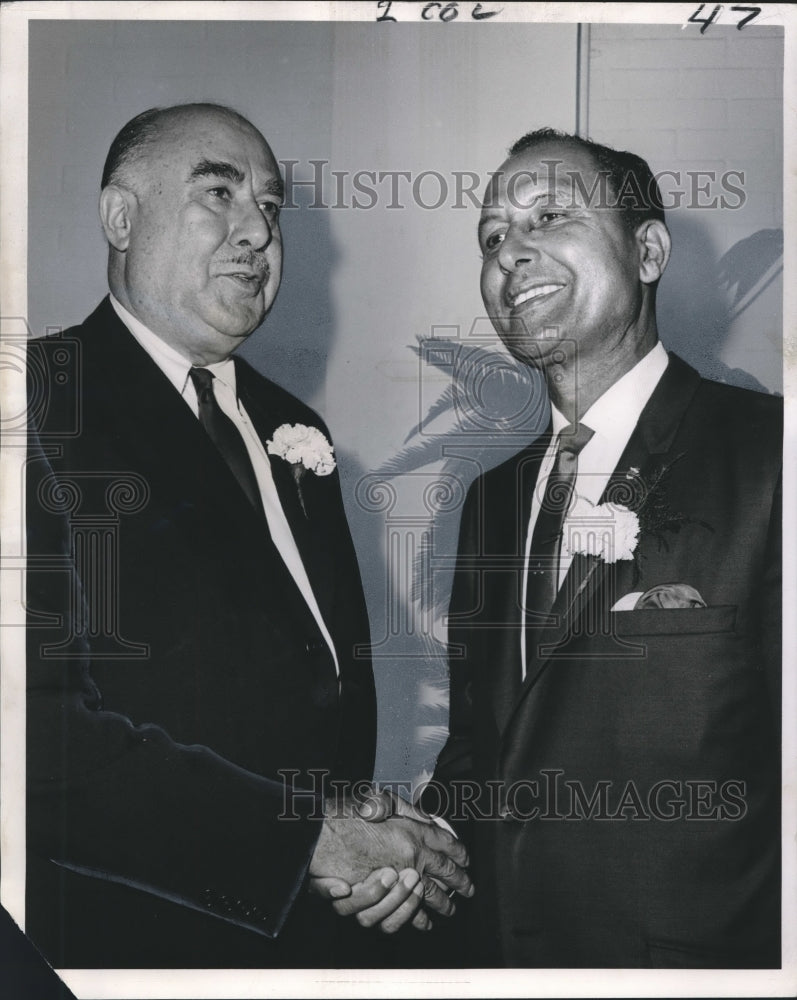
top-left (428, 129), bottom-right (781, 968)
top-left (25, 102), bottom-right (470, 969)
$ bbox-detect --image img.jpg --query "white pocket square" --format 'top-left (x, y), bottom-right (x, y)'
top-left (611, 583), bottom-right (707, 611)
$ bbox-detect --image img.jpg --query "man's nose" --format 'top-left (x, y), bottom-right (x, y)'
top-left (231, 197), bottom-right (273, 251)
top-left (497, 225), bottom-right (540, 273)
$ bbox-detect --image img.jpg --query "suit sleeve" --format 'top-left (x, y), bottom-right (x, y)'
top-left (26, 425), bottom-right (323, 939)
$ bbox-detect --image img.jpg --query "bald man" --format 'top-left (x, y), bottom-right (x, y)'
top-left (25, 103), bottom-right (469, 969)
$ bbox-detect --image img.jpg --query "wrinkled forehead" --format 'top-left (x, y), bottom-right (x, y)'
top-left (481, 143), bottom-right (601, 212)
top-left (149, 110), bottom-right (280, 183)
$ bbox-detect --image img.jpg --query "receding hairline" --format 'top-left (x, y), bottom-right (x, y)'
top-left (479, 140), bottom-right (598, 211)
top-left (101, 102), bottom-right (275, 191)
top-left (495, 138), bottom-right (606, 184)
top-left (152, 102), bottom-right (266, 136)
top-left (479, 131), bottom-right (666, 234)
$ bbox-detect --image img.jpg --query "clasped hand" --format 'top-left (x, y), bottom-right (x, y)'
top-left (308, 787), bottom-right (472, 933)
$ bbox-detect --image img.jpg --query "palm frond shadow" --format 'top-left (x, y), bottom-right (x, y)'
top-left (661, 225), bottom-right (783, 394)
top-left (375, 337), bottom-right (548, 650)
top-left (380, 337), bottom-right (546, 472)
top-left (717, 228), bottom-right (783, 322)
top-left (403, 384), bottom-right (457, 444)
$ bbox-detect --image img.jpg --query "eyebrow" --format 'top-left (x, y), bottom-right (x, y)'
top-left (478, 185), bottom-right (575, 231)
top-left (189, 159), bottom-right (245, 184)
top-left (261, 177), bottom-right (285, 200)
top-left (188, 159), bottom-right (284, 200)
top-left (478, 210), bottom-right (505, 231)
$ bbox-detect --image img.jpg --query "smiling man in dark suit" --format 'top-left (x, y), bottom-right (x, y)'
top-left (428, 129), bottom-right (781, 968)
top-left (25, 102), bottom-right (471, 969)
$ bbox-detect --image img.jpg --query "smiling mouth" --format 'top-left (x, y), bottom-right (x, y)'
top-left (509, 283), bottom-right (565, 309)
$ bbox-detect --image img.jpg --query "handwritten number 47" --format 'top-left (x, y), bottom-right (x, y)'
top-left (688, 5), bottom-right (761, 34)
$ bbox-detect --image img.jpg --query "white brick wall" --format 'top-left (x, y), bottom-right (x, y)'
top-left (588, 24), bottom-right (783, 392)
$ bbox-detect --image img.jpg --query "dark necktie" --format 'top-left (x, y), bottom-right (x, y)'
top-left (525, 421), bottom-right (594, 629)
top-left (189, 367), bottom-right (264, 515)
top-left (495, 423), bottom-right (594, 725)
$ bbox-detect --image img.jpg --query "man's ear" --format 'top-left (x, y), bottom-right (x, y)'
top-left (636, 219), bottom-right (671, 285)
top-left (99, 185), bottom-right (137, 252)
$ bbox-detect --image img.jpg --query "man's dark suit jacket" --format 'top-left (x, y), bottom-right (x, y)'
top-left (25, 298), bottom-right (376, 968)
top-left (430, 352), bottom-right (781, 968)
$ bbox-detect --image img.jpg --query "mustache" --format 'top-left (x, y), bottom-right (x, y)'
top-left (219, 251), bottom-right (270, 280)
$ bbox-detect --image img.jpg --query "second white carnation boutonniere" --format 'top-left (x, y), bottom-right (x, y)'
top-left (562, 497), bottom-right (640, 564)
top-left (562, 455), bottom-right (712, 579)
top-left (266, 423), bottom-right (336, 515)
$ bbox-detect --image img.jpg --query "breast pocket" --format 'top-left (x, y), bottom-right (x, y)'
top-left (611, 605), bottom-right (737, 636)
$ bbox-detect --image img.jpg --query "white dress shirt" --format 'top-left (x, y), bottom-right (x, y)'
top-left (109, 295), bottom-right (339, 674)
top-left (520, 341), bottom-right (669, 679)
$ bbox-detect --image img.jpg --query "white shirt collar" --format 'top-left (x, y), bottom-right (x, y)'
top-left (109, 294), bottom-right (237, 398)
top-left (550, 341), bottom-right (668, 440)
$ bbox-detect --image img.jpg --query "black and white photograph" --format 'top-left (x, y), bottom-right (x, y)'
top-left (0, 2), bottom-right (794, 997)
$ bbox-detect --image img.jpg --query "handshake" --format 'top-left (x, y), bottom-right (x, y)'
top-left (308, 785), bottom-right (472, 933)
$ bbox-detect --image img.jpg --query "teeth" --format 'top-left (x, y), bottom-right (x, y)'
top-left (512, 284), bottom-right (562, 307)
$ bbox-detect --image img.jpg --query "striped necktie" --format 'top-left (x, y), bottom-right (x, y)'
top-left (525, 421), bottom-right (595, 626)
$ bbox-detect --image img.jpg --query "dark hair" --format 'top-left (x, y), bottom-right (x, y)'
top-left (507, 127), bottom-right (665, 231)
top-left (100, 102), bottom-right (257, 190)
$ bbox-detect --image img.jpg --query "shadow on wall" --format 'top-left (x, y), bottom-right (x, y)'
top-left (658, 219), bottom-right (783, 393)
top-left (237, 180), bottom-right (339, 405)
top-left (366, 333), bottom-right (550, 786)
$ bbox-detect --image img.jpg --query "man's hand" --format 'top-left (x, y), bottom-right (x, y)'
top-left (310, 867), bottom-right (432, 933)
top-left (352, 785), bottom-right (464, 922)
top-left (354, 785), bottom-right (435, 825)
top-left (310, 797), bottom-right (470, 892)
top-left (309, 796), bottom-right (472, 932)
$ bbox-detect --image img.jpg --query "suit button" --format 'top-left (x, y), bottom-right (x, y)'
top-left (305, 638), bottom-right (326, 654)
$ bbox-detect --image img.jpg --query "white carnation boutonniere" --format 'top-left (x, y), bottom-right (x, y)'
top-left (562, 497), bottom-right (641, 564)
top-left (562, 454), bottom-right (712, 581)
top-left (266, 423), bottom-right (336, 476)
top-left (266, 423), bottom-right (335, 515)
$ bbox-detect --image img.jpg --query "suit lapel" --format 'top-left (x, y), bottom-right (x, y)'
top-left (234, 362), bottom-right (336, 633)
top-left (488, 431), bottom-right (552, 732)
top-left (572, 353), bottom-right (703, 629)
top-left (82, 300), bottom-right (263, 532)
top-left (80, 300), bottom-right (322, 636)
top-left (501, 353), bottom-right (703, 736)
